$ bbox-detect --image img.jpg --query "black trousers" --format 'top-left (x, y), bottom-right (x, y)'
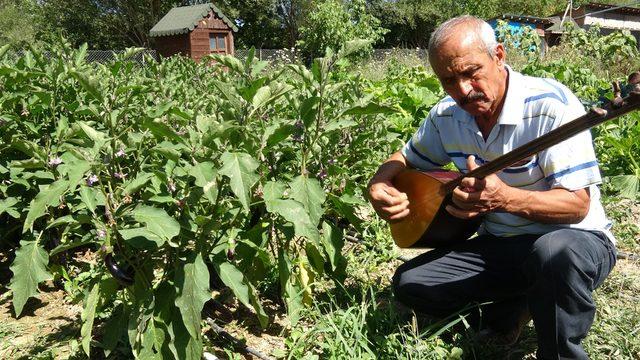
top-left (392, 229), bottom-right (616, 360)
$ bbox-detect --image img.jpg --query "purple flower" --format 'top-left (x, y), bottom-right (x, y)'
top-left (86, 174), bottom-right (99, 186)
top-left (113, 172), bottom-right (126, 180)
top-left (328, 158), bottom-right (337, 165)
top-left (317, 169), bottom-right (327, 180)
top-left (97, 229), bottom-right (106, 239)
top-left (115, 149), bottom-right (125, 158)
top-left (168, 181), bottom-right (176, 193)
top-left (48, 157), bottom-right (62, 167)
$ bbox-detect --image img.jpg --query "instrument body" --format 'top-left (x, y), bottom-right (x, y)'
top-left (391, 169), bottom-right (482, 248)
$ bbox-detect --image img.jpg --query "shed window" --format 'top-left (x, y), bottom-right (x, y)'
top-left (209, 33), bottom-right (226, 52)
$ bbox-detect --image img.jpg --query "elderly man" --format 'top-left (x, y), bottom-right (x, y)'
top-left (367, 16), bottom-right (616, 359)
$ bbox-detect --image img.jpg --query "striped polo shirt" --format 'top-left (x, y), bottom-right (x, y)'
top-left (401, 65), bottom-right (615, 242)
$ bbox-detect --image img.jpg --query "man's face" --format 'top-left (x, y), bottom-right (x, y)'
top-left (430, 33), bottom-right (507, 119)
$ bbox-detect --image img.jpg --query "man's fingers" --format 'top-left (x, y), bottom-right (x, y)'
top-left (466, 155), bottom-right (479, 171)
top-left (388, 208), bottom-right (410, 221)
top-left (452, 187), bottom-right (481, 206)
top-left (382, 200), bottom-right (410, 215)
top-left (459, 176), bottom-right (485, 191)
top-left (445, 205), bottom-right (480, 219)
top-left (371, 185), bottom-right (407, 206)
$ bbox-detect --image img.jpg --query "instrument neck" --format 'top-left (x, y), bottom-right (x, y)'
top-left (441, 95), bottom-right (640, 194)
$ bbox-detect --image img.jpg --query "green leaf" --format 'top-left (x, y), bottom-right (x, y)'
top-left (142, 119), bottom-right (185, 144)
top-left (131, 206), bottom-right (180, 243)
top-left (305, 241), bottom-right (324, 276)
top-left (81, 282), bottom-right (101, 356)
top-left (9, 239), bottom-right (52, 316)
top-left (342, 102), bottom-right (399, 116)
top-left (0, 44), bottom-right (11, 59)
top-left (75, 43), bottom-right (88, 66)
top-left (264, 122), bottom-right (296, 147)
top-left (219, 152), bottom-right (260, 211)
top-left (324, 119), bottom-right (357, 132)
top-left (58, 153), bottom-right (91, 190)
top-left (211, 54), bottom-right (245, 73)
top-left (174, 252), bottom-right (210, 340)
top-left (251, 86), bottom-right (271, 110)
top-left (79, 185), bottom-right (98, 214)
top-left (610, 174), bottom-right (639, 199)
top-left (123, 172), bottom-right (154, 196)
top-left (328, 193), bottom-right (365, 232)
top-left (23, 179), bottom-right (70, 232)
top-left (321, 222), bottom-right (345, 272)
top-left (215, 262), bottom-right (268, 327)
top-left (289, 175), bottom-right (326, 226)
top-left (300, 97), bottom-right (320, 128)
top-left (263, 181), bottom-right (287, 202)
top-left (265, 199), bottom-right (320, 243)
top-left (169, 305), bottom-right (203, 360)
top-left (70, 71), bottom-right (103, 101)
top-left (278, 252), bottom-right (303, 325)
top-left (0, 198), bottom-right (18, 216)
top-left (77, 121), bottom-right (107, 144)
top-left (101, 304), bottom-right (127, 357)
top-left (45, 215), bottom-right (77, 229)
top-left (119, 227), bottom-right (165, 249)
top-left (190, 162), bottom-right (218, 204)
top-left (211, 79), bottom-right (243, 110)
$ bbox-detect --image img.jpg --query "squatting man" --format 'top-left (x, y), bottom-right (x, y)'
top-left (367, 15), bottom-right (616, 360)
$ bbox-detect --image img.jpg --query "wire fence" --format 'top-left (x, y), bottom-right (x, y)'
top-left (234, 48), bottom-right (429, 63)
top-left (8, 49), bottom-right (158, 64)
top-left (234, 48), bottom-right (301, 63)
top-left (8, 48), bottom-right (427, 64)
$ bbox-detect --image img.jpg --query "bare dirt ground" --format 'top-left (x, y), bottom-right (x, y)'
top-left (0, 282), bottom-right (82, 359)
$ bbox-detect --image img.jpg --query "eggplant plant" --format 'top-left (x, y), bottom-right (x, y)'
top-left (0, 40), bottom-right (405, 359)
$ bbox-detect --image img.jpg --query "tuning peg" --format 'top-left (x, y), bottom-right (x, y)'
top-left (611, 80), bottom-right (624, 108)
top-left (590, 107), bottom-right (607, 117)
top-left (628, 71), bottom-right (640, 92)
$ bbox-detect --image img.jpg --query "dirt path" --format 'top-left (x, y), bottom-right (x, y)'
top-left (0, 283), bottom-right (81, 359)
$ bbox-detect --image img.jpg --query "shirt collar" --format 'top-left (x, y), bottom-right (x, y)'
top-left (496, 65), bottom-right (525, 126)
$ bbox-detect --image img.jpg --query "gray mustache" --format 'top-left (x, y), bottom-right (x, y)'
top-left (461, 91), bottom-right (487, 105)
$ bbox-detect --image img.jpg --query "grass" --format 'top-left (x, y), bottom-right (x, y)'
top-left (275, 196), bottom-right (640, 360)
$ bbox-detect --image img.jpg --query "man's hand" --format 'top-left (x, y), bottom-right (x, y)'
top-left (368, 179), bottom-right (410, 222)
top-left (446, 155), bottom-right (512, 219)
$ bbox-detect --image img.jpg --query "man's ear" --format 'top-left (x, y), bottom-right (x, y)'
top-left (494, 43), bottom-right (506, 67)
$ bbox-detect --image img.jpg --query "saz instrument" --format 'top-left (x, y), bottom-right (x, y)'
top-left (391, 81), bottom-right (640, 249)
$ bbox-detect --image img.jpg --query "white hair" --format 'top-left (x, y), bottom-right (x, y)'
top-left (428, 15), bottom-right (498, 59)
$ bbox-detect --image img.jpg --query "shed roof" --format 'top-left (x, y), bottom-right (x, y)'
top-left (150, 3), bottom-right (238, 37)
top-left (584, 2), bottom-right (640, 16)
top-left (490, 14), bottom-right (553, 26)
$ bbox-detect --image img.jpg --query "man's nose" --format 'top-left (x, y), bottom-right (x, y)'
top-left (453, 79), bottom-right (474, 97)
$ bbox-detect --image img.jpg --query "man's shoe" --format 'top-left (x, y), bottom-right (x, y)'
top-left (473, 310), bottom-right (531, 346)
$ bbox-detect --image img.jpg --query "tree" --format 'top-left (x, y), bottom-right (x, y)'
top-left (0, 0), bottom-right (39, 46)
top-left (371, 0), bottom-right (570, 48)
top-left (296, 0), bottom-right (387, 59)
top-left (38, 0), bottom-right (186, 49)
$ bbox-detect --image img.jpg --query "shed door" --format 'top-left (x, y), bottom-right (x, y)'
top-left (209, 33), bottom-right (227, 54)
